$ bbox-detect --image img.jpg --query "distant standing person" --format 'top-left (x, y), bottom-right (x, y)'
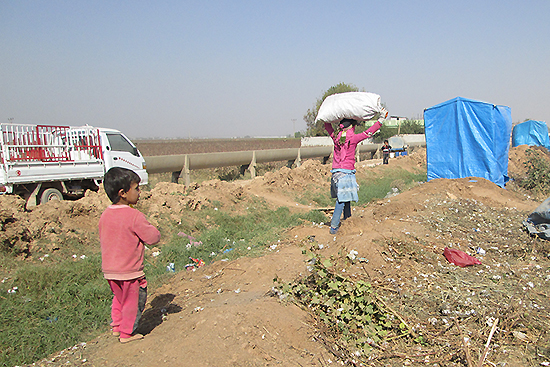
top-left (381, 140), bottom-right (392, 165)
top-left (99, 167), bottom-right (161, 343)
top-left (324, 110), bottom-right (387, 234)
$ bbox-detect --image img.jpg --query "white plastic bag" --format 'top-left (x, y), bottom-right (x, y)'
top-left (315, 92), bottom-right (383, 124)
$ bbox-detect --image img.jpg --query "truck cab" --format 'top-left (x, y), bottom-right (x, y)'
top-left (99, 128), bottom-right (148, 185)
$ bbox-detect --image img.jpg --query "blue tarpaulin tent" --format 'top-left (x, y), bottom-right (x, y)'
top-left (512, 120), bottom-right (550, 150)
top-left (424, 97), bottom-right (512, 188)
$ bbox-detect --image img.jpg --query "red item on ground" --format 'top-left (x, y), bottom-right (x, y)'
top-left (443, 247), bottom-right (482, 267)
top-left (190, 257), bottom-right (205, 267)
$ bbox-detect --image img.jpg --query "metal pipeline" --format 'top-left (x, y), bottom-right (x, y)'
top-left (144, 147), bottom-right (333, 174)
top-left (144, 142), bottom-right (425, 184)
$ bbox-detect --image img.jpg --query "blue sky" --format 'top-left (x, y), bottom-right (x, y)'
top-left (1, 1), bottom-right (549, 139)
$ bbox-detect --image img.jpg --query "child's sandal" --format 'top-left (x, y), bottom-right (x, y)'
top-left (119, 334), bottom-right (144, 343)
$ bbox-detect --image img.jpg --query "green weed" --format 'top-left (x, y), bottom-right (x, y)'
top-left (517, 148), bottom-right (550, 195)
top-left (356, 168), bottom-right (426, 204)
top-left (0, 254), bottom-right (111, 367)
top-left (274, 248), bottom-right (402, 359)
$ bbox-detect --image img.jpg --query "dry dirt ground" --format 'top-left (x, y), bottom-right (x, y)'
top-left (4, 146), bottom-right (550, 366)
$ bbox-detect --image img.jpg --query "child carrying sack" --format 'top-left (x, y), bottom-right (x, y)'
top-left (315, 92), bottom-right (385, 124)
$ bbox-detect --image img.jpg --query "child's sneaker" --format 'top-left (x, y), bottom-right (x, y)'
top-left (329, 227), bottom-right (338, 235)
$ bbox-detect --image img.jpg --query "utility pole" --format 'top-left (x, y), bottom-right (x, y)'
top-left (291, 119), bottom-right (297, 137)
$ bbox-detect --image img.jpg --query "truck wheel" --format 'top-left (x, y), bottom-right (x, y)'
top-left (40, 188), bottom-right (63, 204)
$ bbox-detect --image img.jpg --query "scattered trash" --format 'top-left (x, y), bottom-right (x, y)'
top-left (270, 244), bottom-right (278, 250)
top-left (223, 248), bottom-right (233, 253)
top-left (523, 197), bottom-right (550, 240)
top-left (347, 250), bottom-right (359, 261)
top-left (476, 247), bottom-right (486, 255)
top-left (193, 306), bottom-right (204, 313)
top-left (152, 251), bottom-right (161, 257)
top-left (444, 247), bottom-right (482, 267)
top-left (166, 263), bottom-right (175, 272)
top-left (7, 286), bottom-right (18, 294)
top-left (512, 330), bottom-right (528, 341)
top-left (46, 316), bottom-right (58, 323)
top-left (190, 257), bottom-right (205, 267)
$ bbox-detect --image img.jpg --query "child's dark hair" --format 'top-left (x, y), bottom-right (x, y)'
top-left (384, 139), bottom-right (389, 144)
top-left (103, 167), bottom-right (141, 204)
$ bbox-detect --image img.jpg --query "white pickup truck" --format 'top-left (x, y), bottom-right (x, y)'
top-left (0, 123), bottom-right (148, 207)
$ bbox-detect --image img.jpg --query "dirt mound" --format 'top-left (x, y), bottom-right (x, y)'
top-left (263, 159), bottom-right (331, 189)
top-left (0, 190), bottom-right (108, 255)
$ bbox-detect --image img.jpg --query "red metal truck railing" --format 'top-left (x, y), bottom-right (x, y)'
top-left (1, 124), bottom-right (102, 163)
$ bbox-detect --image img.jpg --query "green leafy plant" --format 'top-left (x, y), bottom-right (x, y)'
top-left (274, 249), bottom-right (401, 357)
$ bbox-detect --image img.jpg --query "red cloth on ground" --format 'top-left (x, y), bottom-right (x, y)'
top-left (444, 247), bottom-right (482, 267)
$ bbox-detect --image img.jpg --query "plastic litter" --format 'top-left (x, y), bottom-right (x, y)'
top-left (187, 257), bottom-right (205, 269)
top-left (444, 248), bottom-right (482, 267)
top-left (166, 263), bottom-right (175, 272)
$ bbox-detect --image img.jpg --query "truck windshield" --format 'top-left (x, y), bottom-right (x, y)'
top-left (106, 133), bottom-right (138, 156)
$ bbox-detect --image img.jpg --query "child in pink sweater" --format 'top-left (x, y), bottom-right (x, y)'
top-left (99, 167), bottom-right (161, 343)
top-left (324, 113), bottom-right (386, 234)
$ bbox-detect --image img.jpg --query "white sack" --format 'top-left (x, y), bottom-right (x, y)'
top-left (315, 92), bottom-right (383, 124)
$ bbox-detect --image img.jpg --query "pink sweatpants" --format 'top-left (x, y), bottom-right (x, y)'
top-left (107, 277), bottom-right (147, 339)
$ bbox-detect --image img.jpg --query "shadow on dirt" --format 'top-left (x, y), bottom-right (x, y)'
top-left (137, 293), bottom-right (182, 335)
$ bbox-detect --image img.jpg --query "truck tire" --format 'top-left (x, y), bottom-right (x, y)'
top-left (40, 188), bottom-right (63, 204)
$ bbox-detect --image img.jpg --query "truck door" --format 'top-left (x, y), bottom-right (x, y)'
top-left (102, 132), bottom-right (148, 185)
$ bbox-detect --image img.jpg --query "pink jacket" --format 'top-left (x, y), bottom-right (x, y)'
top-left (325, 121), bottom-right (382, 170)
top-left (99, 205), bottom-right (161, 280)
